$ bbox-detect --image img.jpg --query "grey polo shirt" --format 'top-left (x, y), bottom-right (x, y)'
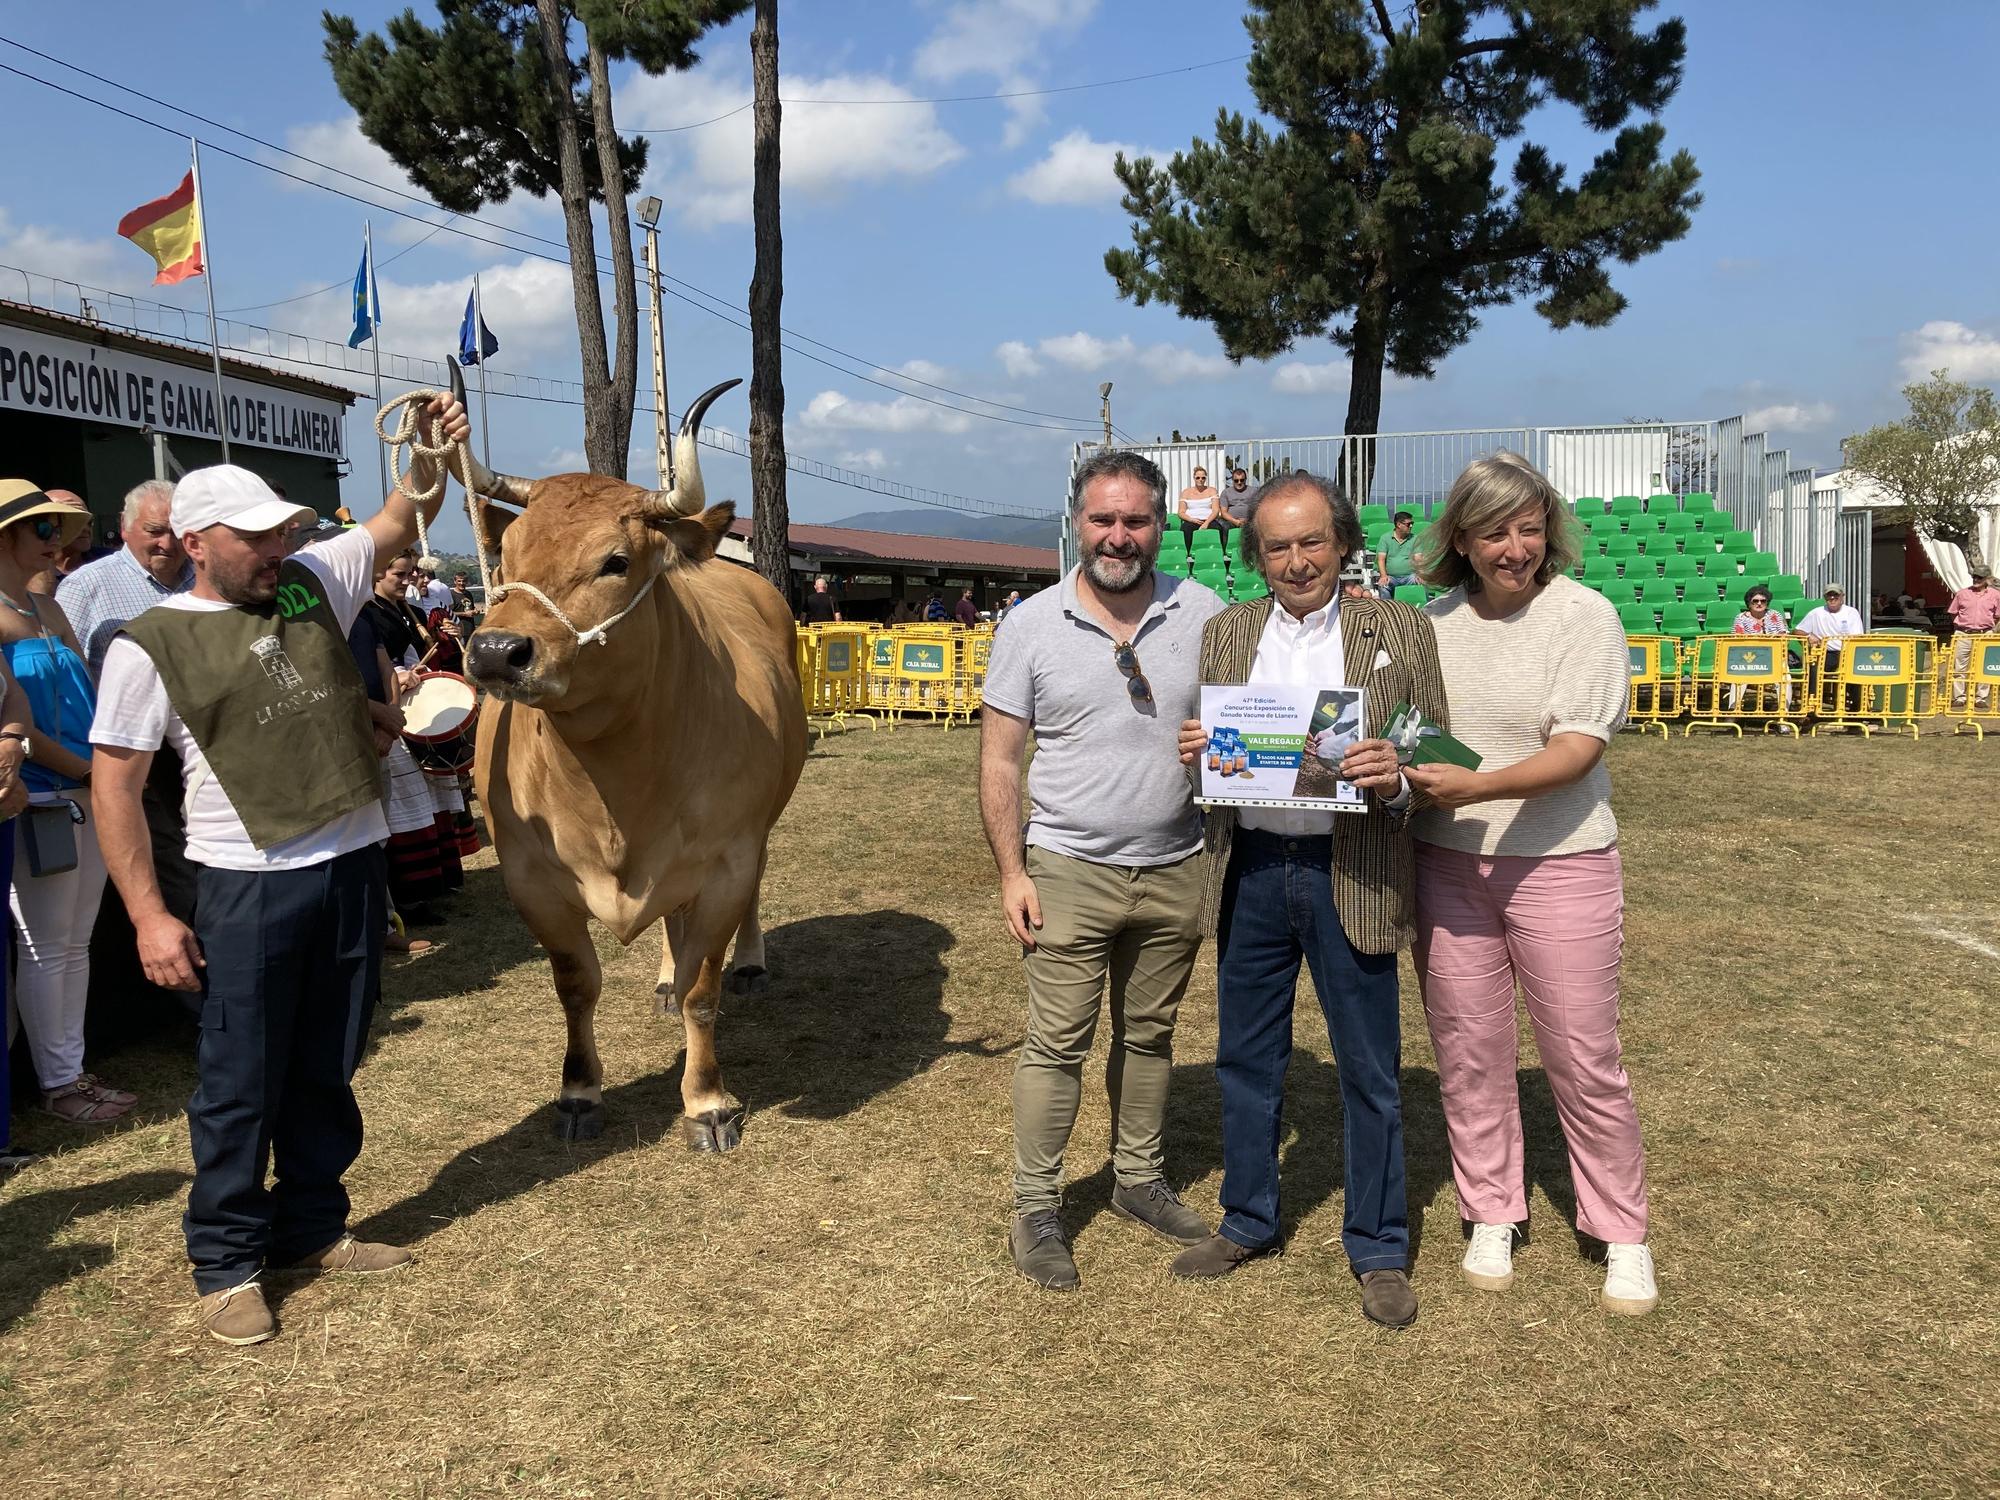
top-left (983, 566), bottom-right (1223, 866)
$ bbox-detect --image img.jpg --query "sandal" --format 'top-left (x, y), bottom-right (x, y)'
top-left (78, 1073), bottom-right (138, 1107)
top-left (41, 1078), bottom-right (136, 1124)
top-left (1, 1145), bottom-right (39, 1173)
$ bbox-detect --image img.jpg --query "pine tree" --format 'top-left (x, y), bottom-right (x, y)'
top-left (1106, 0), bottom-right (1701, 491)
top-left (748, 0), bottom-right (789, 595)
top-left (324, 0), bottom-right (749, 480)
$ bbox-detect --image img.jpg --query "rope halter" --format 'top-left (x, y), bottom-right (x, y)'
top-left (484, 569), bottom-right (664, 650)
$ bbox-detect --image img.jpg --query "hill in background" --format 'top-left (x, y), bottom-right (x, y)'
top-left (826, 509), bottom-right (1060, 550)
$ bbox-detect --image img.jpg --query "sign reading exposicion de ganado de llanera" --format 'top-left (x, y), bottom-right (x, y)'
top-left (0, 324), bottom-right (346, 459)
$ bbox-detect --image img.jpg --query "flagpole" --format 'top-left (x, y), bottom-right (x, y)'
top-left (187, 138), bottom-right (231, 463)
top-left (366, 219), bottom-right (387, 499)
top-left (472, 273), bottom-right (492, 475)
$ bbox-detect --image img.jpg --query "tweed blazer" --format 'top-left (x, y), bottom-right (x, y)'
top-left (1193, 593), bottom-right (1450, 954)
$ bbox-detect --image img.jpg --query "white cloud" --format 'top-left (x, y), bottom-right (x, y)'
top-left (895, 358), bottom-right (953, 384)
top-left (1037, 332), bottom-right (1136, 370)
top-left (914, 0), bottom-right (1100, 147)
top-left (299, 257), bottom-right (581, 374)
top-left (802, 389), bottom-right (972, 434)
top-left (1899, 320), bottom-right (2000, 383)
top-left (995, 339), bottom-right (1042, 378)
top-left (835, 448), bottom-right (890, 469)
top-left (1271, 360), bottom-right (1351, 395)
top-left (1007, 130), bottom-right (1154, 207)
top-left (1743, 401), bottom-right (1836, 432)
top-left (0, 210), bottom-right (145, 294)
top-left (629, 69), bottom-right (964, 226)
top-left (1139, 345), bottom-right (1232, 383)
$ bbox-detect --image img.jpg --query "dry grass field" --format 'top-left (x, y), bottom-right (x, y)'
top-left (2, 723), bottom-right (1996, 1498)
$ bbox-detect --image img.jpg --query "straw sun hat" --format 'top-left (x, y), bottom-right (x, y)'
top-left (0, 480), bottom-right (93, 548)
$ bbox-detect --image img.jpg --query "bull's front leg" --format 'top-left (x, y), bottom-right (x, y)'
top-left (548, 942), bottom-right (607, 1140)
top-left (678, 946), bottom-right (744, 1154)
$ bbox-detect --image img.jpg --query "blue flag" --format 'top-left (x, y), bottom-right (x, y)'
top-left (458, 290), bottom-right (498, 366)
top-left (347, 241), bottom-right (380, 349)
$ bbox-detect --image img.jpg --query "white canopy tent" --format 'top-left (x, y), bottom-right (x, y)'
top-left (1814, 468), bottom-right (2000, 593)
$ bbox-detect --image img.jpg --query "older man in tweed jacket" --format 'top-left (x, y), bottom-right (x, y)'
top-left (1170, 472), bottom-right (1449, 1328)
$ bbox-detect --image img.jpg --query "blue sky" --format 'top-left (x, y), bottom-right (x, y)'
top-left (2, 0), bottom-right (1996, 551)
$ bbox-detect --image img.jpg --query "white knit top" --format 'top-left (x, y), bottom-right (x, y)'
top-left (1414, 575), bottom-right (1628, 857)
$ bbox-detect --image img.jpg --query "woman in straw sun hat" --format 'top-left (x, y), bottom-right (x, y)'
top-left (0, 480), bottom-right (137, 1123)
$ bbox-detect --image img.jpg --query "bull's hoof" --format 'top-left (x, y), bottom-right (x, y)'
top-left (654, 981), bottom-right (681, 1019)
top-left (726, 965), bottom-right (768, 997)
top-left (553, 1098), bottom-right (606, 1141)
top-left (683, 1107), bottom-right (745, 1154)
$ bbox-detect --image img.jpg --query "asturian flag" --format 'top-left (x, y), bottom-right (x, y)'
top-left (348, 240), bottom-right (382, 349)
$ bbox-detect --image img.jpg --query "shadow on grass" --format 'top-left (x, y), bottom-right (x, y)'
top-left (0, 1168), bottom-right (190, 1333)
top-left (354, 909), bottom-right (994, 1247)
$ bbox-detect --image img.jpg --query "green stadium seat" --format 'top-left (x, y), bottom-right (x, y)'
top-left (1609, 495), bottom-right (1644, 523)
top-left (1721, 529), bottom-right (1757, 555)
top-left (1574, 495), bottom-right (1609, 516)
top-left (1392, 584), bottom-right (1427, 607)
top-left (1644, 493), bottom-right (1676, 512)
top-left (1357, 503), bottom-right (1391, 527)
top-left (1158, 554), bottom-right (1190, 577)
top-left (1581, 511), bottom-right (1619, 534)
top-left (1659, 513), bottom-right (1698, 542)
top-left (1745, 550), bottom-right (1781, 581)
top-left (1639, 578), bottom-right (1678, 608)
top-left (1660, 604), bottom-right (1702, 637)
top-left (1232, 572), bottom-right (1268, 600)
top-left (1682, 492), bottom-right (1716, 514)
top-left (1618, 603), bottom-right (1657, 633)
top-left (1663, 555), bottom-right (1702, 591)
top-left (1190, 529), bottom-right (1224, 554)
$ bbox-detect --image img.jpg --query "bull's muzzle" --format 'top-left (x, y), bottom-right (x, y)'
top-left (466, 628), bottom-right (536, 687)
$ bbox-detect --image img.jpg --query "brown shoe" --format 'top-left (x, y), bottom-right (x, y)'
top-left (1358, 1268), bottom-right (1417, 1328)
top-left (1170, 1233), bottom-right (1273, 1280)
top-left (197, 1280), bottom-right (275, 1345)
top-left (278, 1234), bottom-right (413, 1275)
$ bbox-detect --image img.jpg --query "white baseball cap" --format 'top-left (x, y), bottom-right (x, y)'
top-left (170, 465), bottom-right (316, 539)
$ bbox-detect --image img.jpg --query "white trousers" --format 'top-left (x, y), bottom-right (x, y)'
top-left (8, 789), bottom-right (108, 1091)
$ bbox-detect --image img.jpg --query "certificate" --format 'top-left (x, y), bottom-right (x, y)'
top-left (1196, 682), bottom-right (1366, 813)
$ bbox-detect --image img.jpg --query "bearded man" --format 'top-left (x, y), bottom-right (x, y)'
top-left (977, 450), bottom-right (1225, 1291)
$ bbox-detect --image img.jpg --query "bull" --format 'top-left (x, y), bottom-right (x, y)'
top-left (453, 368), bottom-right (806, 1152)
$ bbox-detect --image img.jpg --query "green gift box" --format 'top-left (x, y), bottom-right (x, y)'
top-left (1383, 701), bottom-right (1482, 770)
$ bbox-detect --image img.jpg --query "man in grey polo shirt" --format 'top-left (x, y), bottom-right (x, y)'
top-left (979, 450), bottom-right (1224, 1290)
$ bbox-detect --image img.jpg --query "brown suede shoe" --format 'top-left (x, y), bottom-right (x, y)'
top-left (197, 1281), bottom-right (275, 1345)
top-left (1170, 1233), bottom-right (1273, 1280)
top-left (278, 1235), bottom-right (413, 1275)
top-left (1359, 1268), bottom-right (1417, 1328)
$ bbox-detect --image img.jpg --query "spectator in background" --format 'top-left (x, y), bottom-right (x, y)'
top-left (954, 588), bottom-right (979, 627)
top-left (1732, 586), bottom-right (1787, 635)
top-left (450, 572), bottom-right (478, 634)
top-left (998, 589), bottom-right (1023, 621)
top-left (1794, 585), bottom-right (1866, 710)
top-left (0, 660), bottom-right (32, 1170)
top-left (27, 489), bottom-right (96, 596)
top-left (924, 591), bottom-right (948, 622)
top-left (406, 556), bottom-right (453, 619)
top-left (1175, 466), bottom-right (1220, 538)
top-left (1375, 510), bottom-right (1420, 598)
top-left (1221, 468), bottom-right (1252, 531)
top-left (57, 479), bottom-right (193, 674)
top-left (802, 575), bottom-right (841, 624)
top-left (1947, 565), bottom-right (1999, 710)
top-left (353, 554), bottom-right (445, 950)
top-left (888, 597), bottom-right (916, 625)
top-left (0, 482), bottom-right (132, 1123)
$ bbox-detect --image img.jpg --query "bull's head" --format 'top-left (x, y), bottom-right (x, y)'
top-left (456, 369), bottom-right (743, 708)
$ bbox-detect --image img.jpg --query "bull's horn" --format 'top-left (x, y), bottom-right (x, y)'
top-left (655, 378), bottom-right (742, 516)
top-left (446, 358), bottom-right (537, 505)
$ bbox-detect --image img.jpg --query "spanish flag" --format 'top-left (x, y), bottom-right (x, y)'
top-left (117, 172), bottom-right (204, 285)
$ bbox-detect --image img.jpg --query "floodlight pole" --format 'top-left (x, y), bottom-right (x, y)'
top-left (636, 199), bottom-right (671, 487)
top-left (1099, 381), bottom-right (1114, 450)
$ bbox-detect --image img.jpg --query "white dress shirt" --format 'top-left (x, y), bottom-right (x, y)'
top-left (1238, 598), bottom-right (1406, 835)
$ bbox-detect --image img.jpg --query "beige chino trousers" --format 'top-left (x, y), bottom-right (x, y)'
top-left (1011, 846), bottom-right (1204, 1214)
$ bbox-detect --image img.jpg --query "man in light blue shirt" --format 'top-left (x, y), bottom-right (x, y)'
top-left (57, 480), bottom-right (192, 674)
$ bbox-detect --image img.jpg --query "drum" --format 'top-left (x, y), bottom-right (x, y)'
top-left (400, 671), bottom-right (480, 773)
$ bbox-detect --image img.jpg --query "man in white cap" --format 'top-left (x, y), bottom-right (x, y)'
top-left (88, 393), bottom-right (468, 1345)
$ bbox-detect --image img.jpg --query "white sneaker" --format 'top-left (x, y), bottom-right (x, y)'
top-left (1601, 1241), bottom-right (1659, 1315)
top-left (1460, 1221), bottom-right (1516, 1291)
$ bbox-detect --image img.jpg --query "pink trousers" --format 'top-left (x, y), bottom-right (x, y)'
top-left (1413, 842), bottom-right (1648, 1243)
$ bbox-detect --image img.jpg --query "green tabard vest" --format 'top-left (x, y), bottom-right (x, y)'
top-left (119, 560), bottom-right (383, 851)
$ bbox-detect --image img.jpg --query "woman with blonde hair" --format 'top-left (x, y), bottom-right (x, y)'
top-left (1403, 451), bottom-right (1658, 1315)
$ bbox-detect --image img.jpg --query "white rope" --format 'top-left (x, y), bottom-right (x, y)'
top-left (375, 387), bottom-right (497, 605)
top-left (485, 570), bottom-right (663, 649)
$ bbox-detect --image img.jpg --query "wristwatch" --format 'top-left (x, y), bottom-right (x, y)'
top-left (0, 730), bottom-right (27, 756)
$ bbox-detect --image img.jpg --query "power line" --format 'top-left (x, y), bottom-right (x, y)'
top-left (217, 217), bottom-right (451, 314)
top-left (0, 37), bottom-right (1102, 431)
top-left (627, 54), bottom-right (1252, 130)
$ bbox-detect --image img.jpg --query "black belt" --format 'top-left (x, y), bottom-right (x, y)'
top-left (1236, 826), bottom-right (1332, 858)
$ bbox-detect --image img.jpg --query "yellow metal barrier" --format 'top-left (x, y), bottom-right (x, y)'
top-left (1946, 632), bottom-right (2000, 738)
top-left (1683, 634), bottom-right (1805, 736)
top-left (892, 625), bottom-right (970, 726)
top-left (1812, 633), bottom-right (1926, 738)
top-left (803, 624), bottom-right (875, 735)
top-left (1624, 634), bottom-right (1682, 737)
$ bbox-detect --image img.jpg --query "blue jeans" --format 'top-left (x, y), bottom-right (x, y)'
top-left (1215, 829), bottom-right (1407, 1270)
top-left (1378, 573), bottom-right (1418, 599)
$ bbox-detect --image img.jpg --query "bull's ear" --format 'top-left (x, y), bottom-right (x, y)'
top-left (473, 494), bottom-right (521, 547)
top-left (651, 500), bottom-right (735, 562)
